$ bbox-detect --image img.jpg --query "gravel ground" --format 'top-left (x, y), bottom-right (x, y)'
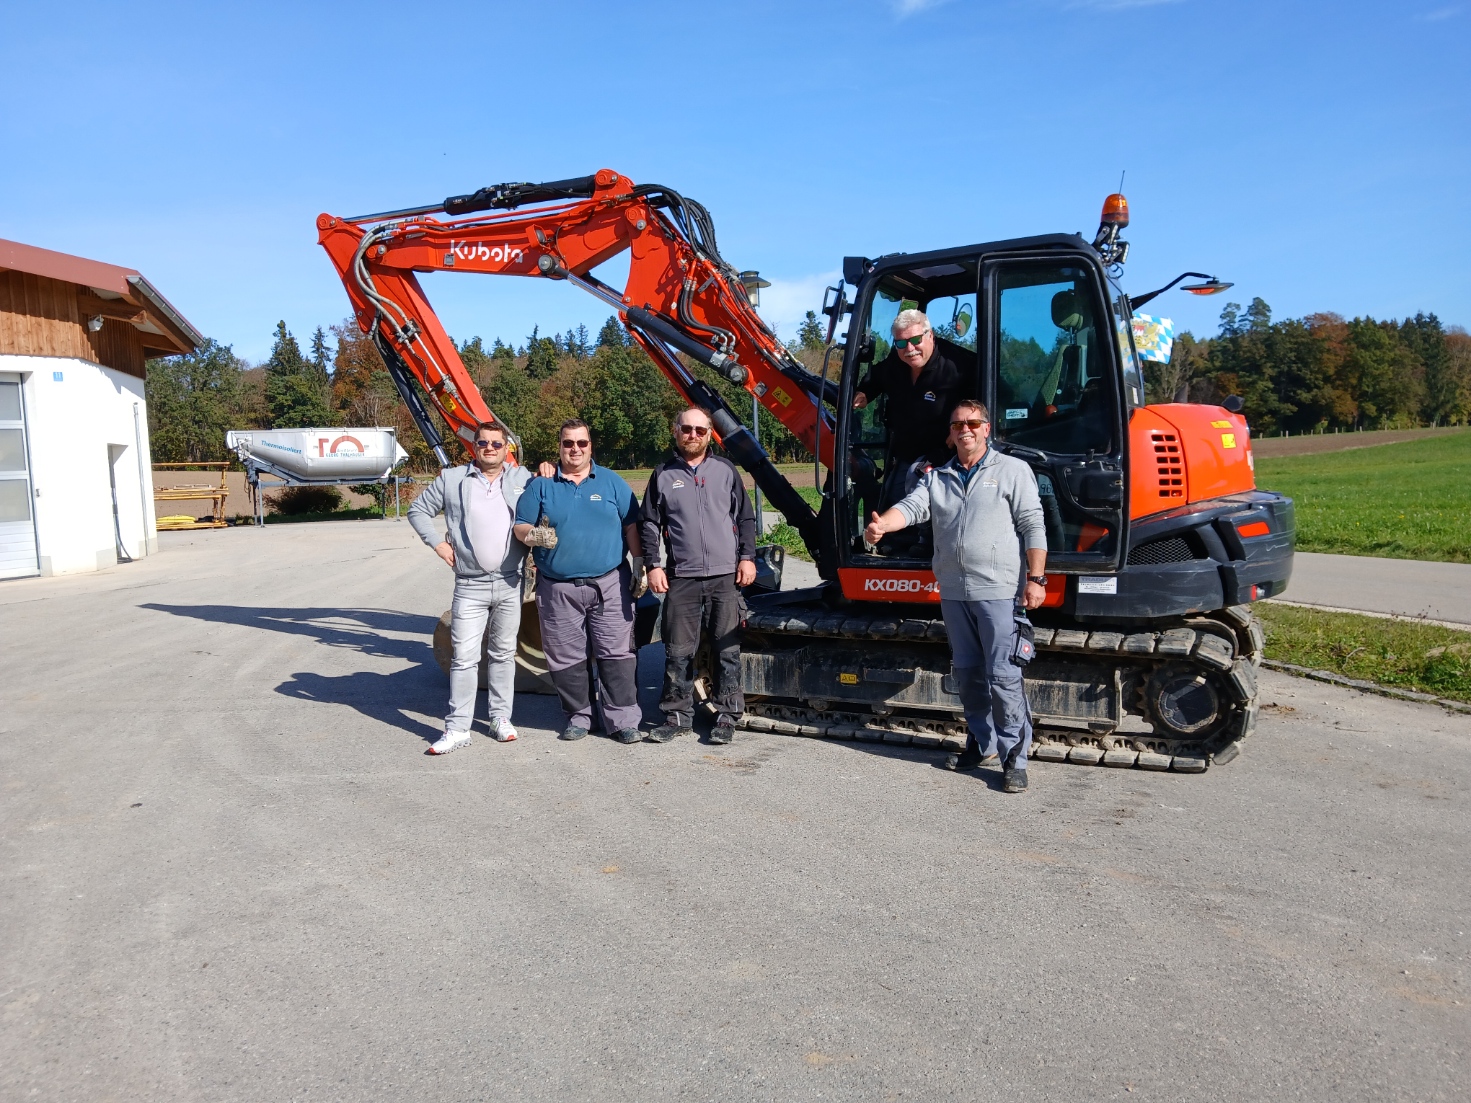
top-left (1, 521), bottom-right (1467, 1102)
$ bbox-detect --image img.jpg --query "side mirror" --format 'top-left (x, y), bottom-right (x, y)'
top-left (1222, 395), bottom-right (1245, 414)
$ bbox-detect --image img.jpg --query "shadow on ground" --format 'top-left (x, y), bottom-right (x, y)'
top-left (141, 604), bottom-right (450, 744)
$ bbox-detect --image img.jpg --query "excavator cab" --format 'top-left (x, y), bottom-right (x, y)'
top-left (834, 238), bottom-right (1132, 590)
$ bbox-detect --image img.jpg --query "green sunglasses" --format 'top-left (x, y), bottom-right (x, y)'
top-left (893, 331), bottom-right (930, 349)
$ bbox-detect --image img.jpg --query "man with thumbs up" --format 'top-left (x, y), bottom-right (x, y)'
top-left (864, 400), bottom-right (1048, 793)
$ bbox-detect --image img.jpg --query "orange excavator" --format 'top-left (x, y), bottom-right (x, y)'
top-left (318, 169), bottom-right (1294, 770)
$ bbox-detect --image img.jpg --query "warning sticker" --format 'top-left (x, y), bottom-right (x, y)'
top-left (1077, 576), bottom-right (1118, 595)
top-left (771, 387), bottom-right (792, 407)
top-left (1005, 408), bottom-right (1029, 420)
top-left (1221, 433), bottom-right (1237, 449)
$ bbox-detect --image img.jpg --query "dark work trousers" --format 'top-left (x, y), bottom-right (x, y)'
top-left (659, 574), bottom-right (744, 727)
top-left (940, 597), bottom-right (1033, 769)
top-left (536, 565), bottom-right (641, 733)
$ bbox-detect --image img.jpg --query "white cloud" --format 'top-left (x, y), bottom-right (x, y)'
top-left (1067, 0), bottom-right (1185, 9)
top-left (756, 271), bottom-right (842, 343)
top-left (891, 0), bottom-right (952, 18)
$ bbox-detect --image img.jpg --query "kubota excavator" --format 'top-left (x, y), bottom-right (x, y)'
top-left (317, 169), bottom-right (1294, 771)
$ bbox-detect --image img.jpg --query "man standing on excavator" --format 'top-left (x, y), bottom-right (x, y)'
top-left (409, 419), bottom-right (537, 755)
top-left (864, 400), bottom-right (1047, 793)
top-left (515, 419), bottom-right (647, 744)
top-left (639, 407), bottom-right (757, 747)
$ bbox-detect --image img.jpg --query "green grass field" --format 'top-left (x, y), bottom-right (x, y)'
top-left (1257, 603), bottom-right (1471, 704)
top-left (1255, 431), bottom-right (1471, 562)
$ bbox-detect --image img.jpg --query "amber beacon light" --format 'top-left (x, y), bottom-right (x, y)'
top-left (1100, 192), bottom-right (1130, 227)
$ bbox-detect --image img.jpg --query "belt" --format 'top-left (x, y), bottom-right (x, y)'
top-left (547, 567), bottom-right (618, 587)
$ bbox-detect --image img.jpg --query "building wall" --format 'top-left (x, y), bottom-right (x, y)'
top-left (0, 353), bottom-right (157, 576)
top-left (0, 270), bottom-right (148, 379)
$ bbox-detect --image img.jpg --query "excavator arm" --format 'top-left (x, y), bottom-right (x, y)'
top-left (316, 169), bottom-right (833, 548)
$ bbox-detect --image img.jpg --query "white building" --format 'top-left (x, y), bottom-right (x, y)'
top-left (0, 239), bottom-right (201, 579)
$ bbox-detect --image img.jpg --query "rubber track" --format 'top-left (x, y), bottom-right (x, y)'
top-left (738, 605), bottom-right (1266, 772)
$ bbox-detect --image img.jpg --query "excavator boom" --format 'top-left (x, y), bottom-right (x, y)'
top-left (317, 169), bottom-right (834, 549)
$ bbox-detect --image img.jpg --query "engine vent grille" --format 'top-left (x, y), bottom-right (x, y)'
top-left (1150, 430), bottom-right (1184, 498)
top-left (1127, 536), bottom-right (1196, 566)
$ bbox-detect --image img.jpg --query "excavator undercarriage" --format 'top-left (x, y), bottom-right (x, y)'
top-left (735, 600), bottom-right (1263, 771)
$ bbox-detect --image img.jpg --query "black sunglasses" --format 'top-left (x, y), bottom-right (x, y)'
top-left (473, 439), bottom-right (506, 450)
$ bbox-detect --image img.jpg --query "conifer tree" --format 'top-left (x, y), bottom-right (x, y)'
top-left (597, 315), bottom-right (627, 349)
top-left (265, 320), bottom-right (331, 428)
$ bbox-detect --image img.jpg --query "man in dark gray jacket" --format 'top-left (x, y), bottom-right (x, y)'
top-left (408, 419), bottom-right (536, 755)
top-left (639, 407), bottom-right (757, 746)
top-left (865, 399), bottom-right (1048, 792)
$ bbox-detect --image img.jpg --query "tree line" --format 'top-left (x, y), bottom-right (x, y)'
top-left (1148, 299), bottom-right (1471, 433)
top-left (146, 298), bottom-right (1468, 472)
top-left (145, 314), bottom-right (825, 471)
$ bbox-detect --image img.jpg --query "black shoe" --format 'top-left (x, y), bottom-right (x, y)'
top-left (559, 725), bottom-right (589, 741)
top-left (613, 727), bottom-right (642, 745)
top-left (943, 746), bottom-right (1002, 771)
top-left (644, 722), bottom-right (691, 744)
top-left (709, 722), bottom-right (735, 745)
top-left (1003, 767), bottom-right (1028, 793)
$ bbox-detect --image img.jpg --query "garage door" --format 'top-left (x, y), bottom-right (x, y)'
top-left (0, 374), bottom-right (40, 579)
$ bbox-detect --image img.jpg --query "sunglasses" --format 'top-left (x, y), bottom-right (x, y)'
top-left (560, 439), bottom-right (591, 449)
top-left (950, 418), bottom-right (988, 431)
top-left (893, 331), bottom-right (929, 350)
top-left (676, 424), bottom-right (710, 436)
top-left (473, 439), bottom-right (506, 450)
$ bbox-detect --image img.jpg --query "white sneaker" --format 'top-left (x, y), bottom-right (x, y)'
top-left (488, 717), bottom-right (518, 743)
top-left (427, 730), bottom-right (473, 755)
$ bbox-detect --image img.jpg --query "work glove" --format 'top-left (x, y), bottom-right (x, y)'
top-left (630, 555), bottom-right (648, 599)
top-left (522, 518), bottom-right (559, 549)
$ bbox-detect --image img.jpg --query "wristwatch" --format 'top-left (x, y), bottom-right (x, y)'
top-left (1027, 574), bottom-right (1049, 587)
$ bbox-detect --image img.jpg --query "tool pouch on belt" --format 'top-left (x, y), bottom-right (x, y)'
top-left (1011, 604), bottom-right (1036, 667)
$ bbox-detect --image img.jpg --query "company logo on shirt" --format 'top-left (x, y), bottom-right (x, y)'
top-left (589, 494), bottom-right (603, 501)
top-left (923, 391), bottom-right (936, 402)
top-left (671, 479), bottom-right (686, 489)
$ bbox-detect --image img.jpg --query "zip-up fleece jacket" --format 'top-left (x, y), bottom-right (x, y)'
top-left (639, 453), bottom-right (757, 578)
top-left (893, 447), bottom-right (1047, 601)
top-left (408, 463), bottom-right (535, 579)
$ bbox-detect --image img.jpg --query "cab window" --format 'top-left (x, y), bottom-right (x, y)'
top-left (994, 265), bottom-right (1114, 457)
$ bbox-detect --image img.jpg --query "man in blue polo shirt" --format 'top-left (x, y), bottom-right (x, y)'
top-left (514, 418), bottom-right (647, 743)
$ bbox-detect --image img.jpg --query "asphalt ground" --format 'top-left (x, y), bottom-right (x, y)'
top-left (2, 521), bottom-right (1468, 1102)
top-left (1274, 551), bottom-right (1471, 627)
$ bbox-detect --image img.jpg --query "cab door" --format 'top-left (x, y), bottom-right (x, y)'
top-left (981, 253), bottom-right (1129, 573)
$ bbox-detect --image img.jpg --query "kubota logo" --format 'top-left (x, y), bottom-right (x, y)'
top-left (864, 577), bottom-right (938, 593)
top-left (450, 241), bottom-right (524, 264)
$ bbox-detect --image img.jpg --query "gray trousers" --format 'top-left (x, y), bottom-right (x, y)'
top-left (535, 566), bottom-right (641, 733)
top-left (447, 573), bottom-right (523, 733)
top-left (940, 597), bottom-right (1033, 769)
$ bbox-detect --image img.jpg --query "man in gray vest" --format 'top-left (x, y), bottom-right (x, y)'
top-left (409, 419), bottom-right (536, 755)
top-left (640, 407), bottom-right (757, 746)
top-left (864, 399), bottom-right (1047, 792)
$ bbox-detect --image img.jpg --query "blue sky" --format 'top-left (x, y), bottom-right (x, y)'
top-left (2, 0), bottom-right (1467, 363)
